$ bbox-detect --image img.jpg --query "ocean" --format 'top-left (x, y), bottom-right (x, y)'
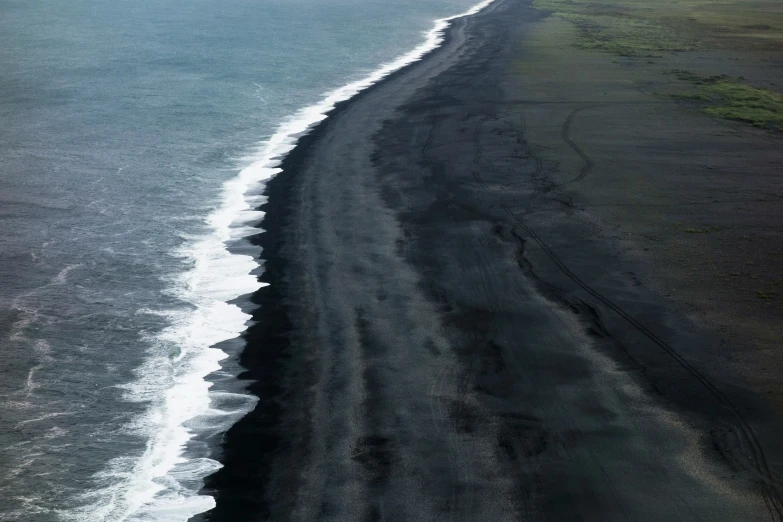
top-left (0, 0), bottom-right (484, 520)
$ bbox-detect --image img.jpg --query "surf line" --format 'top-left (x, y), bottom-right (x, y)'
top-left (66, 0), bottom-right (499, 520)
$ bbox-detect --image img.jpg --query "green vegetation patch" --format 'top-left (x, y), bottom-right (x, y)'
top-left (532, 0), bottom-right (783, 55)
top-left (670, 71), bottom-right (783, 131)
top-left (532, 0), bottom-right (695, 56)
top-left (572, 16), bottom-right (692, 56)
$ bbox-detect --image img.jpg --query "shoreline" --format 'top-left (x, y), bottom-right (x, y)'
top-left (199, 0), bottom-right (783, 518)
top-left (195, 3), bottom-right (498, 519)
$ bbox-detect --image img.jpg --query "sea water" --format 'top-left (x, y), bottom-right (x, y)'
top-left (0, 0), bottom-right (486, 519)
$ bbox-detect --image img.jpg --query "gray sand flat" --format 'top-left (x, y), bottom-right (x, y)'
top-left (203, 0), bottom-right (783, 520)
top-left (509, 17), bottom-right (783, 413)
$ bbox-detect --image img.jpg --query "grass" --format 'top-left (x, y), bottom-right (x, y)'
top-left (669, 70), bottom-right (783, 131)
top-left (671, 92), bottom-right (714, 102)
top-left (531, 0), bottom-right (696, 56)
top-left (532, 0), bottom-right (783, 55)
top-left (703, 84), bottom-right (783, 130)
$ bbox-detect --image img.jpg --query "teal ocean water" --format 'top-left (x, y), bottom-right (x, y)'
top-left (0, 0), bottom-right (486, 520)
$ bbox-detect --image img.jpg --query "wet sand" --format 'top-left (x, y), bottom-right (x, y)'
top-left (199, 0), bottom-right (783, 519)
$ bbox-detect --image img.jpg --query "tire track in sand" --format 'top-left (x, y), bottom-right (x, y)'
top-left (501, 203), bottom-right (783, 522)
top-left (561, 106), bottom-right (600, 183)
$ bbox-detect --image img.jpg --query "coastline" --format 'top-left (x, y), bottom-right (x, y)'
top-left (195, 2), bottom-right (498, 519)
top-left (199, 0), bottom-right (783, 519)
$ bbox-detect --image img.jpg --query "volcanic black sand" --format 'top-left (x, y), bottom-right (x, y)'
top-left (197, 0), bottom-right (783, 519)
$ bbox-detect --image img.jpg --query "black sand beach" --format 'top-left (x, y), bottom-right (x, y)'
top-left (198, 0), bottom-right (783, 519)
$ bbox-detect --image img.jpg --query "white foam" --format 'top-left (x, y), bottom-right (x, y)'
top-left (63, 0), bottom-right (496, 520)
